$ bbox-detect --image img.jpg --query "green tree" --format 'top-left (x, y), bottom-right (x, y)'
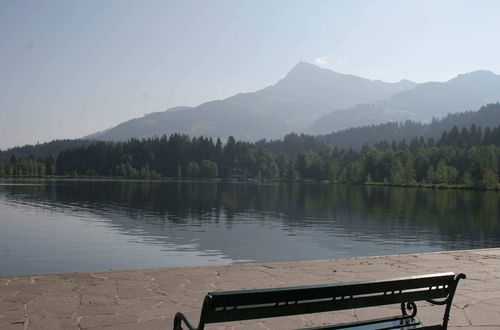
top-left (402, 158), bottom-right (416, 184)
top-left (275, 153), bottom-right (288, 178)
top-left (185, 161), bottom-right (200, 177)
top-left (200, 160), bottom-right (218, 178)
top-left (296, 154), bottom-right (308, 179)
top-left (433, 160), bottom-right (458, 184)
top-left (482, 169), bottom-right (498, 189)
top-left (467, 146), bottom-right (498, 187)
top-left (176, 165), bottom-right (182, 179)
top-left (285, 163), bottom-right (299, 181)
top-left (265, 160), bottom-right (279, 179)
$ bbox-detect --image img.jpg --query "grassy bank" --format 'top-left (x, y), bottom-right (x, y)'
top-left (1, 174), bottom-right (499, 191)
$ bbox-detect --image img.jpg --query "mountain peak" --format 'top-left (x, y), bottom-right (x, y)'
top-left (467, 69), bottom-right (496, 76)
top-left (451, 70), bottom-right (497, 82)
top-left (291, 61), bottom-right (318, 70)
top-left (286, 61), bottom-right (334, 76)
top-left (395, 78), bottom-right (418, 89)
top-left (286, 62), bottom-right (417, 87)
top-left (278, 62), bottom-right (351, 87)
top-left (398, 78), bottom-right (415, 84)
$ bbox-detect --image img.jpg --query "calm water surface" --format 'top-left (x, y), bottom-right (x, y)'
top-left (1, 179), bottom-right (499, 276)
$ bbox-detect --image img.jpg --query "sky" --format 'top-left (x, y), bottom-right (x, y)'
top-left (1, 0), bottom-right (500, 149)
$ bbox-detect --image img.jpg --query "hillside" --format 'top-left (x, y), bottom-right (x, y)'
top-left (318, 103), bottom-right (500, 150)
top-left (308, 100), bottom-right (414, 134)
top-left (391, 70), bottom-right (500, 120)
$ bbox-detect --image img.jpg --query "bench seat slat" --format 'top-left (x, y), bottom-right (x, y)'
top-left (208, 273), bottom-right (455, 307)
top-left (205, 289), bottom-right (448, 323)
top-left (299, 315), bottom-right (424, 329)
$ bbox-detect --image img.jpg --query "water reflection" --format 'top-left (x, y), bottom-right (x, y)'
top-left (0, 179), bottom-right (499, 276)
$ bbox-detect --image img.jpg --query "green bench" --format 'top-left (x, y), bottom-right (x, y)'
top-left (173, 272), bottom-right (465, 330)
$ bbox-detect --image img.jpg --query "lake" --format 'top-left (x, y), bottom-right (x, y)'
top-left (0, 178), bottom-right (499, 276)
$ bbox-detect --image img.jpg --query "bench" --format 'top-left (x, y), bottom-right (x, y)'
top-left (173, 272), bottom-right (465, 329)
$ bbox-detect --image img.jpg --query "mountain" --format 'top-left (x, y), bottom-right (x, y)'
top-left (391, 70), bottom-right (500, 120)
top-left (317, 103), bottom-right (500, 150)
top-left (87, 62), bottom-right (417, 142)
top-left (86, 106), bottom-right (193, 140)
top-left (3, 104), bottom-right (499, 163)
top-left (308, 100), bottom-right (415, 134)
top-left (310, 70), bottom-right (500, 134)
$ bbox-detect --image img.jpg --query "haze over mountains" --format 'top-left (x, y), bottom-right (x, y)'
top-left (87, 62), bottom-right (417, 141)
top-left (84, 63), bottom-right (500, 142)
top-left (3, 103), bottom-right (500, 162)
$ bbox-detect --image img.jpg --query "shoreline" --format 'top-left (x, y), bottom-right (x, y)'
top-left (2, 246), bottom-right (500, 279)
top-left (1, 175), bottom-right (499, 191)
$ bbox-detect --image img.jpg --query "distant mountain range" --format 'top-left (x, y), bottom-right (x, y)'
top-left (309, 70), bottom-right (500, 134)
top-left (86, 62), bottom-right (417, 141)
top-left (3, 63), bottom-right (500, 161)
top-left (87, 63), bottom-right (500, 142)
top-left (3, 103), bottom-right (500, 162)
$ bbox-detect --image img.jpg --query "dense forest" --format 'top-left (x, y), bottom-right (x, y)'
top-left (318, 103), bottom-right (500, 149)
top-left (0, 139), bottom-right (92, 162)
top-left (2, 103), bottom-right (499, 161)
top-left (1, 124), bottom-right (499, 189)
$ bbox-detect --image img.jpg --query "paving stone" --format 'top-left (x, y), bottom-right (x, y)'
top-left (77, 304), bottom-right (121, 316)
top-left (299, 310), bottom-right (356, 327)
top-left (4, 290), bottom-right (44, 304)
top-left (78, 284), bottom-right (117, 296)
top-left (80, 294), bottom-right (116, 306)
top-left (464, 302), bottom-right (500, 326)
top-left (1, 248), bottom-right (499, 329)
top-left (27, 295), bottom-right (79, 316)
top-left (0, 323), bottom-right (25, 330)
top-left (0, 310), bottom-right (25, 326)
top-left (89, 319), bottom-right (168, 330)
top-left (26, 312), bottom-right (79, 330)
top-left (79, 314), bottom-right (137, 329)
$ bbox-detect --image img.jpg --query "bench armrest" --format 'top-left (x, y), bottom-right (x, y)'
top-left (173, 312), bottom-right (197, 330)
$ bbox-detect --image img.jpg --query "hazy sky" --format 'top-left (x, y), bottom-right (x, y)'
top-left (1, 0), bottom-right (500, 149)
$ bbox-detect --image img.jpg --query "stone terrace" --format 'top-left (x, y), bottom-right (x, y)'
top-left (1, 248), bottom-right (500, 330)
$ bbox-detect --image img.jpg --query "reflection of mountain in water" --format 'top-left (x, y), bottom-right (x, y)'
top-left (1, 180), bottom-right (499, 263)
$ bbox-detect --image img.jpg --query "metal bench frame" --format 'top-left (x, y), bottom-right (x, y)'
top-left (173, 272), bottom-right (465, 330)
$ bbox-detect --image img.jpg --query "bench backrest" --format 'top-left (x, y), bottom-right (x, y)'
top-left (198, 272), bottom-right (461, 325)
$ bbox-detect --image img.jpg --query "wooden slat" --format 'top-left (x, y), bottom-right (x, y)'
top-left (207, 273), bottom-right (454, 308)
top-left (205, 287), bottom-right (448, 323)
top-left (298, 315), bottom-right (424, 329)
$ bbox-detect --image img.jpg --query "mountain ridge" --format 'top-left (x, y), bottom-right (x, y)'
top-left (87, 62), bottom-right (420, 142)
top-left (2, 103), bottom-right (499, 162)
top-left (317, 102), bottom-right (500, 150)
top-left (308, 69), bottom-right (500, 134)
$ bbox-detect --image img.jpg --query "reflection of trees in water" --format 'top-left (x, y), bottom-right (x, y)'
top-left (1, 180), bottom-right (499, 248)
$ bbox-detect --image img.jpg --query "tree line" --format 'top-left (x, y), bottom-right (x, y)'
top-left (318, 103), bottom-right (500, 150)
top-left (2, 103), bottom-right (498, 161)
top-left (0, 124), bottom-right (499, 189)
top-left (0, 139), bottom-right (91, 162)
